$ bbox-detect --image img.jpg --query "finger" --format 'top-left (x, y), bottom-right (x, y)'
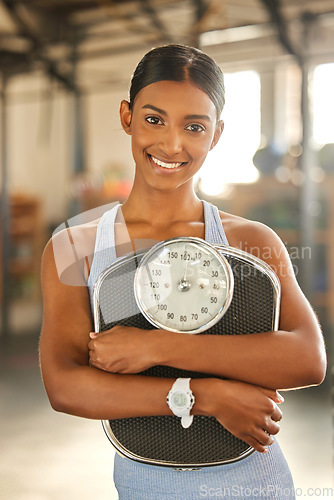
top-left (253, 428), bottom-right (275, 447)
top-left (88, 351), bottom-right (96, 364)
top-left (89, 356), bottom-right (98, 368)
top-left (261, 388), bottom-right (284, 404)
top-left (244, 435), bottom-right (270, 454)
top-left (263, 419), bottom-right (281, 435)
top-left (263, 434), bottom-right (275, 447)
top-left (276, 391), bottom-right (284, 403)
top-left (89, 357), bottom-right (108, 371)
top-left (266, 420), bottom-right (280, 436)
top-left (89, 332), bottom-right (98, 339)
top-left (271, 404), bottom-right (283, 422)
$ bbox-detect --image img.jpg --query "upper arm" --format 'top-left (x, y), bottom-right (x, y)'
top-left (240, 221), bottom-right (326, 382)
top-left (247, 223), bottom-right (325, 367)
top-left (251, 224), bottom-right (319, 333)
top-left (40, 236), bottom-right (93, 401)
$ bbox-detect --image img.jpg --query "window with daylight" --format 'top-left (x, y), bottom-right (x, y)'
top-left (199, 70), bottom-right (261, 197)
top-left (313, 62), bottom-right (334, 146)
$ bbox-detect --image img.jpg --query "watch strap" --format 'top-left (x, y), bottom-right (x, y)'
top-left (181, 414), bottom-right (194, 429)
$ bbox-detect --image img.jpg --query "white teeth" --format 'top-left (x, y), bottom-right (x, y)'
top-left (150, 155), bottom-right (183, 169)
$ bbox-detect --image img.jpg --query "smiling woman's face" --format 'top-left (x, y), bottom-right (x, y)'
top-left (120, 80), bottom-right (223, 194)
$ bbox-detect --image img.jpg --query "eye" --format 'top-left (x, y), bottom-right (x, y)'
top-left (146, 116), bottom-right (163, 125)
top-left (185, 123), bottom-right (205, 133)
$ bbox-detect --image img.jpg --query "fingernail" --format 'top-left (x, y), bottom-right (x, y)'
top-left (277, 392), bottom-right (284, 403)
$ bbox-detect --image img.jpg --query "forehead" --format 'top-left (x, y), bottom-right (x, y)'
top-left (133, 80), bottom-right (217, 119)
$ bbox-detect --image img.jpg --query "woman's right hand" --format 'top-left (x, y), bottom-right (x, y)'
top-left (193, 378), bottom-right (284, 454)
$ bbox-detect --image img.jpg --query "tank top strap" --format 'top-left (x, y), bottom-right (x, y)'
top-left (87, 203), bottom-right (121, 294)
top-left (203, 199), bottom-right (229, 246)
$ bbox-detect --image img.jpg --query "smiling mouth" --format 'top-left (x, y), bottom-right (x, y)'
top-left (149, 154), bottom-right (186, 170)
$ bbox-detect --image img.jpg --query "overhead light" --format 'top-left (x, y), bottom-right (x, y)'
top-left (200, 24), bottom-right (275, 46)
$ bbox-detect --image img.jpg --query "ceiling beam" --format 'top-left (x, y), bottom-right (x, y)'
top-left (191, 0), bottom-right (227, 47)
top-left (138, 0), bottom-right (172, 43)
top-left (10, 0), bottom-right (100, 15)
top-left (1, 0), bottom-right (79, 91)
top-left (189, 0), bottom-right (210, 47)
top-left (259, 0), bottom-right (301, 62)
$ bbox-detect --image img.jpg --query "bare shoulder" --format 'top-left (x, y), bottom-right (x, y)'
top-left (219, 210), bottom-right (279, 247)
top-left (218, 210), bottom-right (289, 269)
top-left (42, 218), bottom-right (100, 286)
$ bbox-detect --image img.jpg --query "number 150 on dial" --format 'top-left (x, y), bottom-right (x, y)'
top-left (134, 237), bottom-right (234, 334)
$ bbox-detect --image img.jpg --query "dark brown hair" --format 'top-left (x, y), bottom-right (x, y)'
top-left (129, 44), bottom-right (225, 119)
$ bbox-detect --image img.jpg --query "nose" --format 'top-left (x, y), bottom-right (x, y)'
top-left (158, 127), bottom-right (184, 156)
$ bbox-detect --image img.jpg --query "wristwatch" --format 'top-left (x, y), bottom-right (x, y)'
top-left (166, 378), bottom-right (195, 428)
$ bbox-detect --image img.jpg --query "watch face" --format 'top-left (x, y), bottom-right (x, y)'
top-left (134, 237), bottom-right (234, 333)
top-left (171, 391), bottom-right (188, 409)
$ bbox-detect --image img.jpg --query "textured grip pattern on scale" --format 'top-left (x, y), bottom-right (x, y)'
top-left (94, 250), bottom-right (278, 467)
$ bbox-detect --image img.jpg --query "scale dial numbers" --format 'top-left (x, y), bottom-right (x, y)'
top-left (134, 237), bottom-right (233, 334)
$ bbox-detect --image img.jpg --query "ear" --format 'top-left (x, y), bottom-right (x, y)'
top-left (120, 100), bottom-right (132, 135)
top-left (210, 120), bottom-right (224, 151)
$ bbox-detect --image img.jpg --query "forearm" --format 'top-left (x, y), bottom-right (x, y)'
top-left (44, 363), bottom-right (175, 420)
top-left (157, 328), bottom-right (326, 390)
top-left (44, 365), bottom-right (282, 453)
top-left (45, 362), bottom-right (220, 421)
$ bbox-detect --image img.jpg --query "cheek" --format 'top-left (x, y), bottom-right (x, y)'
top-left (131, 127), bottom-right (153, 154)
top-left (191, 137), bottom-right (213, 159)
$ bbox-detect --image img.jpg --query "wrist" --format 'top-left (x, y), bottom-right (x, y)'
top-left (154, 329), bottom-right (181, 366)
top-left (145, 329), bottom-right (169, 366)
top-left (191, 378), bottom-right (224, 417)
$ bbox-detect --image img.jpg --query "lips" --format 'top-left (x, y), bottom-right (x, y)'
top-left (149, 154), bottom-right (186, 170)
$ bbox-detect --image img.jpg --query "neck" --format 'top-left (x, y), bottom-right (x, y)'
top-left (122, 182), bottom-right (203, 225)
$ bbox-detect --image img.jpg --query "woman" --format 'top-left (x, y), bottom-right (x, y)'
top-left (40, 45), bottom-right (326, 499)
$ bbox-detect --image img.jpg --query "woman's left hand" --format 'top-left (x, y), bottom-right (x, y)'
top-left (88, 326), bottom-right (161, 374)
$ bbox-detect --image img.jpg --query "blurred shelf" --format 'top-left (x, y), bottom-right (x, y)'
top-left (10, 260), bottom-right (36, 275)
top-left (1, 193), bottom-right (45, 303)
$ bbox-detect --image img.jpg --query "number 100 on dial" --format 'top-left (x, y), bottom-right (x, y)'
top-left (134, 237), bottom-right (234, 334)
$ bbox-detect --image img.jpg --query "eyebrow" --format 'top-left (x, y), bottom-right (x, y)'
top-left (141, 104), bottom-right (212, 123)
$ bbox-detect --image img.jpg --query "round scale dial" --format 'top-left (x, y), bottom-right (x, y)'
top-left (134, 237), bottom-right (233, 334)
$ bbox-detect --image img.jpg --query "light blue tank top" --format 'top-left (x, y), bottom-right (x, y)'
top-left (87, 199), bottom-right (228, 297)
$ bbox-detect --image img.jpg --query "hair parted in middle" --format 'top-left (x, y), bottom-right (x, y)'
top-left (128, 44), bottom-right (225, 120)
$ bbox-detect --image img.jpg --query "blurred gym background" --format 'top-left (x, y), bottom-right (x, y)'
top-left (0, 1), bottom-right (333, 498)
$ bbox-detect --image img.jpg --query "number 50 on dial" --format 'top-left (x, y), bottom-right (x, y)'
top-left (134, 237), bottom-right (234, 334)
